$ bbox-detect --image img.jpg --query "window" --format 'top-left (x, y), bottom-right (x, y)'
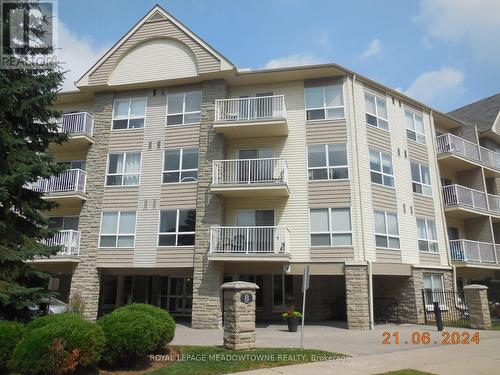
top-left (423, 273), bottom-right (445, 308)
top-left (417, 218), bottom-right (438, 252)
top-left (49, 216), bottom-right (79, 231)
top-left (369, 149), bottom-right (394, 187)
top-left (365, 92), bottom-right (388, 131)
top-left (163, 148), bottom-right (198, 183)
top-left (405, 109), bottom-right (425, 144)
top-left (106, 152), bottom-right (141, 186)
top-left (99, 212), bottom-right (136, 248)
top-left (411, 162), bottom-right (432, 196)
top-left (305, 85), bottom-right (344, 120)
top-left (158, 209), bottom-right (196, 246)
top-left (59, 160), bottom-right (86, 171)
top-left (310, 208), bottom-right (352, 246)
top-left (273, 274), bottom-right (294, 307)
top-left (374, 210), bottom-right (400, 249)
top-left (307, 144), bottom-right (348, 180)
top-left (166, 91), bottom-right (202, 125)
top-left (112, 98), bottom-right (146, 129)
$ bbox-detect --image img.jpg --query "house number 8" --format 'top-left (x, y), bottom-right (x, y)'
top-left (240, 292), bottom-right (253, 304)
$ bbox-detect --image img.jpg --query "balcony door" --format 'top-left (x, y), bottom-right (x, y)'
top-left (235, 209), bottom-right (275, 252)
top-left (49, 216), bottom-right (79, 231)
top-left (238, 148), bottom-right (274, 183)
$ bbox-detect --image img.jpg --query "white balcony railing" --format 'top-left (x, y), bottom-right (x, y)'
top-left (212, 158), bottom-right (288, 186)
top-left (42, 230), bottom-right (81, 256)
top-left (215, 95), bottom-right (286, 123)
top-left (442, 184), bottom-right (487, 211)
top-left (27, 169), bottom-right (87, 194)
top-left (58, 112), bottom-right (93, 136)
top-left (210, 226), bottom-right (290, 255)
top-left (450, 239), bottom-right (497, 264)
top-left (436, 133), bottom-right (480, 161)
top-left (480, 145), bottom-right (500, 170)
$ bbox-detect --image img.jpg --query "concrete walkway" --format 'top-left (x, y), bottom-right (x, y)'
top-left (172, 321), bottom-right (500, 374)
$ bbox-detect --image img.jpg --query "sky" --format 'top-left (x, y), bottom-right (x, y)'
top-left (56, 0), bottom-right (500, 112)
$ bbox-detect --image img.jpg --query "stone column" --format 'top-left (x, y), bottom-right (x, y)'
top-left (191, 80), bottom-right (227, 328)
top-left (464, 284), bottom-right (492, 329)
top-left (221, 281), bottom-right (259, 350)
top-left (345, 264), bottom-right (370, 330)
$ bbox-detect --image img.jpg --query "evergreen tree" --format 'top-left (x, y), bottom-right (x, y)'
top-left (0, 2), bottom-right (68, 318)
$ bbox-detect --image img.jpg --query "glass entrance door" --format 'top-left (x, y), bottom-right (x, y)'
top-left (158, 276), bottom-right (193, 317)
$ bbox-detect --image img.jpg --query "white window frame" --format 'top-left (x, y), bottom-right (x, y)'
top-left (417, 218), bottom-right (439, 253)
top-left (99, 211), bottom-right (137, 248)
top-left (364, 91), bottom-right (389, 131)
top-left (105, 152), bottom-right (141, 187)
top-left (307, 144), bottom-right (348, 181)
top-left (111, 97), bottom-right (147, 130)
top-left (158, 209), bottom-right (196, 247)
top-left (423, 273), bottom-right (446, 310)
top-left (405, 109), bottom-right (426, 144)
top-left (309, 207), bottom-right (353, 247)
top-left (304, 85), bottom-right (345, 121)
top-left (272, 274), bottom-right (294, 309)
top-left (166, 91), bottom-right (202, 126)
top-left (374, 210), bottom-right (400, 250)
top-left (411, 161), bottom-right (432, 197)
top-left (369, 149), bottom-right (394, 187)
top-left (162, 148), bottom-right (199, 184)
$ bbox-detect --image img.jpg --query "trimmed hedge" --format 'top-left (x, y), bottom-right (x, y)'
top-left (10, 313), bottom-right (105, 375)
top-left (98, 308), bottom-right (162, 366)
top-left (0, 321), bottom-right (25, 370)
top-left (115, 304), bottom-right (175, 348)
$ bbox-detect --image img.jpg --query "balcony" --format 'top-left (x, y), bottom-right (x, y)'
top-left (214, 95), bottom-right (288, 138)
top-left (450, 239), bottom-right (499, 265)
top-left (27, 169), bottom-right (87, 203)
top-left (209, 226), bottom-right (290, 261)
top-left (49, 112), bottom-right (94, 151)
top-left (442, 184), bottom-right (500, 219)
top-left (42, 230), bottom-right (81, 257)
top-left (436, 133), bottom-right (500, 175)
top-left (211, 158), bottom-right (289, 197)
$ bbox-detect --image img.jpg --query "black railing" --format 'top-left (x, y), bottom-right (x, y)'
top-left (374, 297), bottom-right (400, 323)
top-left (422, 290), bottom-right (469, 328)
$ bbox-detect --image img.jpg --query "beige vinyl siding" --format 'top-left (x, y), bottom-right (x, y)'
top-left (308, 181), bottom-right (351, 207)
top-left (225, 137), bottom-right (285, 159)
top-left (367, 125), bottom-right (391, 151)
top-left (164, 124), bottom-right (200, 148)
top-left (464, 217), bottom-right (493, 242)
top-left (407, 141), bottom-right (429, 164)
top-left (376, 249), bottom-right (402, 263)
top-left (310, 247), bottom-right (354, 262)
top-left (160, 183), bottom-right (197, 207)
top-left (156, 247), bottom-right (195, 267)
top-left (97, 250), bottom-right (134, 267)
top-left (419, 252), bottom-right (441, 265)
top-left (108, 129), bottom-right (145, 151)
top-left (457, 169), bottom-right (485, 191)
top-left (102, 187), bottom-right (139, 209)
top-left (306, 121), bottom-right (347, 144)
top-left (371, 184), bottom-right (397, 211)
top-left (413, 194), bottom-right (435, 217)
top-left (46, 204), bottom-right (83, 217)
top-left (52, 149), bottom-right (89, 162)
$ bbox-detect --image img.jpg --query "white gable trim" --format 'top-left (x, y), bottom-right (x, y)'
top-left (76, 5), bottom-right (234, 87)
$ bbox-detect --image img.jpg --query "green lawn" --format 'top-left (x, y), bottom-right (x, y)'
top-left (376, 370), bottom-right (436, 375)
top-left (491, 320), bottom-right (500, 330)
top-left (149, 345), bottom-right (347, 375)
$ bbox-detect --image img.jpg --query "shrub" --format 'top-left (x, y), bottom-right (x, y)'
top-left (0, 321), bottom-right (25, 370)
top-left (10, 313), bottom-right (105, 375)
top-left (98, 309), bottom-right (161, 366)
top-left (115, 304), bottom-right (175, 348)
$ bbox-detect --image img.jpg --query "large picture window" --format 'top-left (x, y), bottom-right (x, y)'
top-left (405, 109), bottom-right (426, 144)
top-left (374, 210), bottom-right (400, 249)
top-left (417, 218), bottom-right (438, 252)
top-left (99, 212), bottom-right (136, 248)
top-left (158, 209), bottom-right (196, 246)
top-left (166, 91), bottom-right (202, 125)
top-left (112, 98), bottom-right (146, 130)
top-left (411, 162), bottom-right (432, 196)
top-left (369, 149), bottom-right (394, 187)
top-left (305, 85), bottom-right (344, 121)
top-left (163, 148), bottom-right (199, 183)
top-left (309, 208), bottom-right (352, 247)
top-left (308, 144), bottom-right (348, 180)
top-left (106, 152), bottom-right (141, 186)
top-left (365, 92), bottom-right (388, 131)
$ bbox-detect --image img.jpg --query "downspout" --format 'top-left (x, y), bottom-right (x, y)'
top-left (350, 74), bottom-right (374, 329)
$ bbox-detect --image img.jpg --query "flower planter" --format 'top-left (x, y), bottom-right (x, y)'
top-left (286, 316), bottom-right (299, 332)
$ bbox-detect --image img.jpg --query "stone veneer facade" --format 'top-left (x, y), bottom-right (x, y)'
top-left (345, 264), bottom-right (371, 329)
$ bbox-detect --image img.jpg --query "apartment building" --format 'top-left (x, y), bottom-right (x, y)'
top-left (29, 5), bottom-right (500, 329)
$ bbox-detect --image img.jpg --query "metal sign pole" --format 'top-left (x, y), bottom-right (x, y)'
top-left (299, 265), bottom-right (310, 350)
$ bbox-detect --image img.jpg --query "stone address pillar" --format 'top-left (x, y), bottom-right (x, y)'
top-left (464, 284), bottom-right (492, 330)
top-left (221, 281), bottom-right (259, 350)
